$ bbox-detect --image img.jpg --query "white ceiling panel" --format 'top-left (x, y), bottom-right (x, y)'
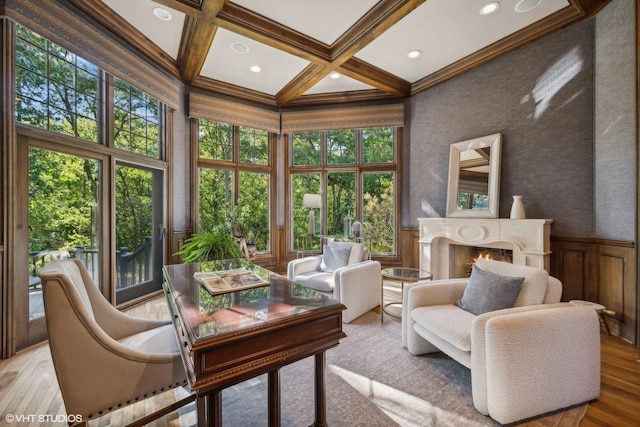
top-left (232, 0), bottom-right (380, 45)
top-left (102, 0), bottom-right (185, 59)
top-left (356, 0), bottom-right (570, 83)
top-left (201, 28), bottom-right (311, 96)
top-left (305, 73), bottom-right (375, 95)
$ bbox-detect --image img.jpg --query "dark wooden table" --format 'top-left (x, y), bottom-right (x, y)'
top-left (163, 259), bottom-right (346, 426)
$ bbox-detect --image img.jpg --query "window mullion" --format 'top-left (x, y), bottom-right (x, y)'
top-left (102, 72), bottom-right (112, 147)
top-left (321, 130), bottom-right (327, 166)
top-left (234, 125), bottom-right (240, 205)
top-left (356, 128), bottom-right (362, 165)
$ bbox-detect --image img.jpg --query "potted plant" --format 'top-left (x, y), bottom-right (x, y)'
top-left (175, 231), bottom-right (245, 263)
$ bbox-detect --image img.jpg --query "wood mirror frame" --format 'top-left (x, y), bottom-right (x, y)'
top-left (446, 133), bottom-right (502, 218)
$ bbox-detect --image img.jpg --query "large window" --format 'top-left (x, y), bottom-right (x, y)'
top-left (17, 23), bottom-right (168, 328)
top-left (113, 77), bottom-right (160, 157)
top-left (16, 24), bottom-right (99, 142)
top-left (197, 119), bottom-right (272, 254)
top-left (199, 120), bottom-right (233, 161)
top-left (291, 127), bottom-right (397, 255)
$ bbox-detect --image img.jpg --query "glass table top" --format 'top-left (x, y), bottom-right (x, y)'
top-left (163, 259), bottom-right (340, 341)
top-left (381, 267), bottom-right (432, 281)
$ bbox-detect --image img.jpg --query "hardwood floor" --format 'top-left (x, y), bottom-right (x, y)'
top-left (581, 334), bottom-right (640, 427)
top-left (1, 298), bottom-right (639, 426)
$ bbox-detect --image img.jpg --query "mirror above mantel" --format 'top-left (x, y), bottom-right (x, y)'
top-left (446, 133), bottom-right (502, 218)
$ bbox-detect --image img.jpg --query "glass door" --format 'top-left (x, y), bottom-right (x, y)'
top-left (26, 147), bottom-right (100, 346)
top-left (115, 163), bottom-right (164, 304)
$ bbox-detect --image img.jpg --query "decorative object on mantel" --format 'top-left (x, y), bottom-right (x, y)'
top-left (510, 195), bottom-right (526, 219)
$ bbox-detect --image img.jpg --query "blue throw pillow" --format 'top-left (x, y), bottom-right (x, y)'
top-left (320, 244), bottom-right (352, 272)
top-left (456, 264), bottom-right (524, 315)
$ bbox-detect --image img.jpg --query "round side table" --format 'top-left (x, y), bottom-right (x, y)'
top-left (569, 299), bottom-right (615, 335)
top-left (381, 267), bottom-right (432, 322)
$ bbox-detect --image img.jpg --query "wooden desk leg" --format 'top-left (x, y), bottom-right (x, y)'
top-left (313, 352), bottom-right (328, 427)
top-left (196, 395), bottom-right (206, 427)
top-left (268, 369), bottom-right (281, 427)
top-left (197, 392), bottom-right (222, 427)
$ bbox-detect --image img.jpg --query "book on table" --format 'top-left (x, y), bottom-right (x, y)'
top-left (194, 268), bottom-right (270, 295)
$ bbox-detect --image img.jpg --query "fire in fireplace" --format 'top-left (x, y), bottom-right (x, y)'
top-left (450, 245), bottom-right (514, 278)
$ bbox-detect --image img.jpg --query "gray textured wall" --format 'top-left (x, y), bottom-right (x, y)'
top-left (594, 0), bottom-right (636, 241)
top-left (405, 10), bottom-right (630, 239)
top-left (171, 87), bottom-right (191, 232)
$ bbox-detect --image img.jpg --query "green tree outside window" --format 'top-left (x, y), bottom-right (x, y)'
top-left (16, 24), bottom-right (99, 142)
top-left (292, 131), bottom-right (321, 166)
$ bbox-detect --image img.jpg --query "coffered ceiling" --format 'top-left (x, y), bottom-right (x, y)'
top-left (67, 0), bottom-right (608, 107)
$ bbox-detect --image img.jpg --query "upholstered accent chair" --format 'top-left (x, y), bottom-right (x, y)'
top-left (39, 259), bottom-right (193, 426)
top-left (288, 241), bottom-right (381, 323)
top-left (403, 258), bottom-right (601, 425)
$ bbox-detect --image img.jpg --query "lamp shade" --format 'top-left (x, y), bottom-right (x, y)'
top-left (302, 193), bottom-right (321, 209)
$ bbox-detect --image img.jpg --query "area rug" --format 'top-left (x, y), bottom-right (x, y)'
top-left (176, 311), bottom-right (587, 426)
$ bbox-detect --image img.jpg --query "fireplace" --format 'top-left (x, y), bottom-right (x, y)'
top-left (419, 218), bottom-right (552, 280)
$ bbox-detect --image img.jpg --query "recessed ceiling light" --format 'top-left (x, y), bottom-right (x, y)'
top-left (407, 50), bottom-right (422, 59)
top-left (330, 72), bottom-right (341, 80)
top-left (479, 2), bottom-right (500, 15)
top-left (250, 65), bottom-right (261, 73)
top-left (515, 0), bottom-right (541, 13)
top-left (152, 7), bottom-right (172, 21)
top-left (231, 42), bottom-right (249, 54)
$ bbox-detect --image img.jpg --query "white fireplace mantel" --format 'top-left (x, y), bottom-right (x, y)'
top-left (418, 218), bottom-right (553, 280)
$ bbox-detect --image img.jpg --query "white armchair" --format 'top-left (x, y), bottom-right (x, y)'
top-left (403, 258), bottom-right (601, 425)
top-left (288, 241), bottom-right (381, 323)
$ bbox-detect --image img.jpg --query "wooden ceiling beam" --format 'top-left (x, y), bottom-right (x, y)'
top-left (216, 2), bottom-right (409, 98)
top-left (215, 3), bottom-right (331, 63)
top-left (176, 0), bottom-right (226, 84)
top-left (177, 16), bottom-right (217, 84)
top-left (151, 0), bottom-right (205, 17)
top-left (460, 158), bottom-right (489, 169)
top-left (331, 0), bottom-right (425, 61)
top-left (341, 58), bottom-right (410, 97)
top-left (192, 76), bottom-right (278, 107)
top-left (287, 89), bottom-right (399, 107)
top-left (275, 64), bottom-right (329, 106)
top-left (475, 148), bottom-right (491, 161)
top-left (275, 0), bottom-right (423, 105)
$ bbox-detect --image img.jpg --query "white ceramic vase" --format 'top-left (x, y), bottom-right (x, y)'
top-left (510, 195), bottom-right (526, 219)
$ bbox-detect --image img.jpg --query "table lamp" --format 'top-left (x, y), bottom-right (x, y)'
top-left (302, 194), bottom-right (321, 236)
